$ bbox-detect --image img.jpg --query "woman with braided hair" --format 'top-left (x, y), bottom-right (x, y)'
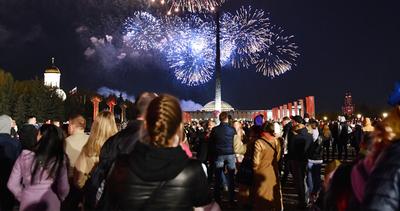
top-left (103, 94), bottom-right (211, 210)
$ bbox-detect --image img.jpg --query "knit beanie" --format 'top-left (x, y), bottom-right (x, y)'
top-left (0, 114), bottom-right (12, 134)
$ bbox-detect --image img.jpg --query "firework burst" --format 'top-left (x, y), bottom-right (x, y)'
top-left (122, 11), bottom-right (166, 51)
top-left (149, 0), bottom-right (225, 14)
top-left (164, 15), bottom-right (216, 86)
top-left (114, 7), bottom-right (299, 86)
top-left (255, 26), bottom-right (299, 78)
top-left (223, 6), bottom-right (272, 68)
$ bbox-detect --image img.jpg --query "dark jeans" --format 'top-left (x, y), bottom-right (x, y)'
top-left (331, 139), bottom-right (338, 159)
top-left (214, 154), bottom-right (236, 202)
top-left (280, 155), bottom-right (290, 185)
top-left (322, 142), bottom-right (330, 161)
top-left (289, 160), bottom-right (308, 206)
top-left (337, 141), bottom-right (348, 160)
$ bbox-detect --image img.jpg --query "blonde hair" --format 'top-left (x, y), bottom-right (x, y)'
top-left (322, 124), bottom-right (331, 138)
top-left (83, 111), bottom-right (118, 156)
top-left (384, 106), bottom-right (400, 141)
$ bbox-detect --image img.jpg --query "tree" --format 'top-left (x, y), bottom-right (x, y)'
top-left (13, 94), bottom-right (28, 126)
top-left (0, 69), bottom-right (15, 115)
top-left (12, 76), bottom-right (66, 124)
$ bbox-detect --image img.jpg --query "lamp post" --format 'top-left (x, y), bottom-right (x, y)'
top-left (382, 112), bottom-right (388, 118)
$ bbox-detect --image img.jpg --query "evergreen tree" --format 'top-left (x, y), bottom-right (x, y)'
top-left (27, 79), bottom-right (46, 122)
top-left (14, 94), bottom-right (28, 126)
top-left (0, 69), bottom-right (15, 115)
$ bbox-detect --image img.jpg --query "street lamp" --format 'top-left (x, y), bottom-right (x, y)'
top-left (323, 116), bottom-right (328, 121)
top-left (382, 112), bottom-right (388, 118)
top-left (357, 114), bottom-right (362, 119)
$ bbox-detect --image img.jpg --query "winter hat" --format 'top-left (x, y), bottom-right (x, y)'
top-left (0, 115), bottom-right (12, 134)
top-left (254, 114), bottom-right (264, 126)
top-left (291, 115), bottom-right (304, 124)
top-left (388, 81), bottom-right (400, 106)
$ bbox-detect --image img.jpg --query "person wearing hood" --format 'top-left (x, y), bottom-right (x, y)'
top-left (103, 94), bottom-right (210, 210)
top-left (0, 114), bottom-right (21, 211)
top-left (287, 115), bottom-right (313, 208)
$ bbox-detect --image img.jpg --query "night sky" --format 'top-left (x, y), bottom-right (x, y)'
top-left (0, 0), bottom-right (399, 114)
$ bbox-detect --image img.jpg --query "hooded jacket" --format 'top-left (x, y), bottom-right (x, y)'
top-left (104, 141), bottom-right (210, 210)
top-left (0, 115), bottom-right (21, 211)
top-left (287, 125), bottom-right (313, 161)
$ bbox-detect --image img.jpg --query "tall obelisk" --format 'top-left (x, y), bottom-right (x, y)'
top-left (214, 10), bottom-right (222, 113)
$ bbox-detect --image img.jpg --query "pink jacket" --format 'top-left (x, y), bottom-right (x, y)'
top-left (351, 158), bottom-right (374, 203)
top-left (7, 150), bottom-right (69, 211)
top-left (181, 142), bottom-right (193, 158)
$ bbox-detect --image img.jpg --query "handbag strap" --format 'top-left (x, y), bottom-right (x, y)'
top-left (260, 138), bottom-right (278, 155)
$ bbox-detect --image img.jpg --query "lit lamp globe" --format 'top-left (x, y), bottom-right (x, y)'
top-left (382, 112), bottom-right (388, 118)
top-left (323, 116), bottom-right (328, 121)
top-left (55, 88), bottom-right (67, 101)
top-left (357, 114), bottom-right (362, 119)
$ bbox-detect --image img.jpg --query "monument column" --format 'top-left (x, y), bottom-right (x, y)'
top-left (283, 104), bottom-right (288, 117)
top-left (91, 96), bottom-right (102, 120)
top-left (299, 99), bottom-right (305, 118)
top-left (214, 9), bottom-right (222, 113)
top-left (107, 97), bottom-right (117, 114)
top-left (120, 103), bottom-right (128, 123)
top-left (306, 96), bottom-right (315, 118)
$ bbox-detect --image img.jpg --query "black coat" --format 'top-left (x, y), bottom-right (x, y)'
top-left (363, 140), bottom-right (400, 211)
top-left (287, 127), bottom-right (313, 161)
top-left (339, 123), bottom-right (350, 144)
top-left (209, 122), bottom-right (236, 156)
top-left (351, 125), bottom-right (363, 148)
top-left (0, 134), bottom-right (21, 211)
top-left (83, 120), bottom-right (143, 209)
top-left (308, 137), bottom-right (323, 161)
top-left (98, 120), bottom-right (143, 173)
top-left (104, 141), bottom-right (210, 210)
top-left (330, 122), bottom-right (340, 142)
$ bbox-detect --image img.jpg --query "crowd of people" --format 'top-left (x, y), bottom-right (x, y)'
top-left (1, 83), bottom-right (400, 211)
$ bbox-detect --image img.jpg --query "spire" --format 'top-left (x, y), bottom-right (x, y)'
top-left (51, 57), bottom-right (55, 66)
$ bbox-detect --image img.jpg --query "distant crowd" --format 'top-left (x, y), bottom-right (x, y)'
top-left (1, 83), bottom-right (400, 211)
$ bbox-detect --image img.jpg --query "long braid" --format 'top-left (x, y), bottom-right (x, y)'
top-left (146, 95), bottom-right (182, 147)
